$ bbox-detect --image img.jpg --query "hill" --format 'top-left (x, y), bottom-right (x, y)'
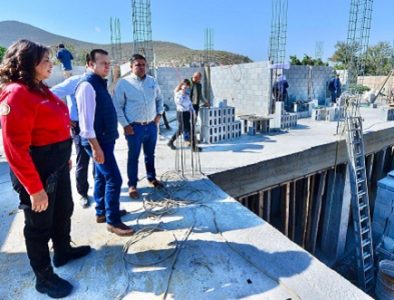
top-left (0, 20), bottom-right (252, 66)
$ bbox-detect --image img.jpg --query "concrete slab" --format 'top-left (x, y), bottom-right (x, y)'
top-left (0, 107), bottom-right (383, 299)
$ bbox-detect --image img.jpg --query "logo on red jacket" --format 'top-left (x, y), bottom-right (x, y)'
top-left (0, 101), bottom-right (10, 116)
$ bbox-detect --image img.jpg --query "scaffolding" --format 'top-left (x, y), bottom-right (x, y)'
top-left (268, 0), bottom-right (288, 113)
top-left (110, 17), bottom-right (122, 63)
top-left (131, 0), bottom-right (154, 74)
top-left (268, 0), bottom-right (288, 68)
top-left (204, 28), bottom-right (214, 66)
top-left (346, 0), bottom-right (373, 88)
top-left (315, 41), bottom-right (324, 61)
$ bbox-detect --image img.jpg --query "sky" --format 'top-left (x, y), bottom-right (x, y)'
top-left (0, 0), bottom-right (393, 62)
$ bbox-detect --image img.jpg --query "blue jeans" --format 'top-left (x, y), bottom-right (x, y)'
top-left (84, 142), bottom-right (122, 225)
top-left (126, 122), bottom-right (158, 187)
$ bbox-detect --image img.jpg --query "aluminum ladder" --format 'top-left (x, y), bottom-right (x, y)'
top-left (345, 114), bottom-right (375, 292)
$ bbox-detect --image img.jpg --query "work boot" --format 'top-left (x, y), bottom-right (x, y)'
top-left (167, 140), bottom-right (176, 150)
top-left (35, 266), bottom-right (73, 298)
top-left (53, 245), bottom-right (91, 268)
top-left (96, 209), bottom-right (128, 224)
top-left (107, 222), bottom-right (134, 236)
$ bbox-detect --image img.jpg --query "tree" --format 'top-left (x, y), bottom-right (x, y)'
top-left (289, 54), bottom-right (328, 66)
top-left (0, 45), bottom-right (6, 62)
top-left (364, 42), bottom-right (393, 75)
top-left (330, 41), bottom-right (393, 75)
top-left (289, 55), bottom-right (301, 65)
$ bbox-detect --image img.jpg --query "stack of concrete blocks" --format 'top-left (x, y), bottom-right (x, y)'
top-left (372, 171), bottom-right (394, 250)
top-left (200, 106), bottom-right (241, 144)
top-left (312, 106), bottom-right (345, 122)
top-left (270, 101), bottom-right (297, 131)
top-left (380, 107), bottom-right (394, 121)
top-left (293, 101), bottom-right (314, 119)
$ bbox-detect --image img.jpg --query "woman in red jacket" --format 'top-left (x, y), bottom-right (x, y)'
top-left (0, 39), bottom-right (90, 298)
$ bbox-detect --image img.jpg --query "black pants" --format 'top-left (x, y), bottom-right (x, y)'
top-left (72, 122), bottom-right (90, 197)
top-left (10, 139), bottom-right (74, 273)
top-left (170, 111), bottom-right (195, 146)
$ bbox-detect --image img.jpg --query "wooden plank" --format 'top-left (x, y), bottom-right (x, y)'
top-left (290, 180), bottom-right (297, 241)
top-left (258, 190), bottom-right (264, 218)
top-left (284, 183), bottom-right (290, 237)
top-left (305, 175), bottom-right (316, 249)
top-left (301, 176), bottom-right (311, 248)
top-left (310, 171), bottom-right (327, 254)
top-left (264, 190), bottom-right (271, 223)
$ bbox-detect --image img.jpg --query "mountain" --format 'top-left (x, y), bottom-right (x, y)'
top-left (0, 21), bottom-right (252, 66)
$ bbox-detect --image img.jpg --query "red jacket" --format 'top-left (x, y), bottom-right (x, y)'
top-left (0, 83), bottom-right (71, 195)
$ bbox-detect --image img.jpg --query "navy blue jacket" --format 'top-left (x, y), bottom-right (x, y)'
top-left (78, 72), bottom-right (119, 146)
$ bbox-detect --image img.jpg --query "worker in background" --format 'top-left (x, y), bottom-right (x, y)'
top-left (56, 43), bottom-right (74, 78)
top-left (272, 74), bottom-right (289, 109)
top-left (328, 73), bottom-right (341, 104)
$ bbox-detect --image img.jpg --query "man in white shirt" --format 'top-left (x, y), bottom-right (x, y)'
top-left (113, 54), bottom-right (164, 199)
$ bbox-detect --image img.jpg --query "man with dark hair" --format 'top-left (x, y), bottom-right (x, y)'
top-left (113, 54), bottom-right (164, 199)
top-left (75, 49), bottom-right (133, 236)
top-left (56, 43), bottom-right (74, 78)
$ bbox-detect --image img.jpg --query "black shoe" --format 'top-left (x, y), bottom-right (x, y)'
top-left (192, 146), bottom-right (202, 152)
top-left (79, 195), bottom-right (89, 208)
top-left (35, 266), bottom-right (73, 298)
top-left (53, 245), bottom-right (91, 268)
top-left (167, 140), bottom-right (176, 150)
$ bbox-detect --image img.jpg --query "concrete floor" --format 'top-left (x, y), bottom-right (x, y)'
top-left (0, 107), bottom-right (386, 299)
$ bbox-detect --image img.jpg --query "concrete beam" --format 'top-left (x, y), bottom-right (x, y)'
top-left (209, 127), bottom-right (394, 198)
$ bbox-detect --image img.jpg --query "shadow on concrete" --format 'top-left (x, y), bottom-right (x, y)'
top-left (121, 239), bottom-right (312, 299)
top-left (0, 240), bottom-right (311, 299)
top-left (201, 135), bottom-right (275, 153)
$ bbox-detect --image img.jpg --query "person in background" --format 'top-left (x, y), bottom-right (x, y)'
top-left (184, 71), bottom-right (209, 145)
top-left (328, 73), bottom-right (341, 104)
top-left (56, 43), bottom-right (74, 78)
top-left (0, 39), bottom-right (90, 298)
top-left (75, 49), bottom-right (133, 236)
top-left (51, 72), bottom-right (91, 208)
top-left (190, 71), bottom-right (209, 116)
top-left (113, 54), bottom-right (164, 199)
top-left (167, 79), bottom-right (195, 150)
top-left (272, 74), bottom-right (289, 109)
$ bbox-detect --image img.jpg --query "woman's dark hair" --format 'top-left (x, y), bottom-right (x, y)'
top-left (182, 78), bottom-right (191, 86)
top-left (0, 39), bottom-right (49, 90)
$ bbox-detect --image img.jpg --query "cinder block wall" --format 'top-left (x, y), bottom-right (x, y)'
top-left (155, 63), bottom-right (336, 115)
top-left (156, 67), bottom-right (204, 109)
top-left (209, 61), bottom-right (271, 116)
top-left (283, 65), bottom-right (336, 104)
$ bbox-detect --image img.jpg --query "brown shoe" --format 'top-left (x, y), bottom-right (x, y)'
top-left (149, 179), bottom-right (164, 189)
top-left (96, 209), bottom-right (128, 224)
top-left (128, 186), bottom-right (139, 199)
top-left (107, 222), bottom-right (134, 236)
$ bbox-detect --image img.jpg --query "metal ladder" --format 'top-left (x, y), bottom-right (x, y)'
top-left (345, 113), bottom-right (375, 292)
